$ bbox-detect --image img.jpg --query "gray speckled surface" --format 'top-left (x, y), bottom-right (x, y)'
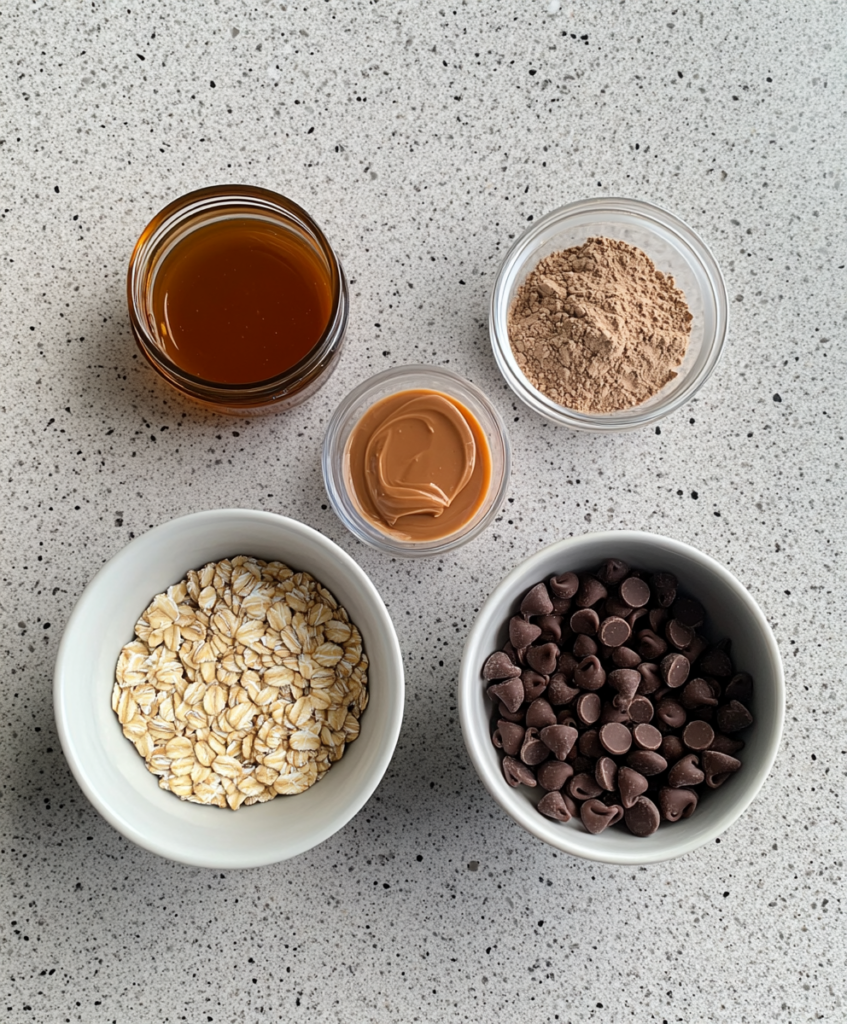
top-left (1, 1), bottom-right (845, 1021)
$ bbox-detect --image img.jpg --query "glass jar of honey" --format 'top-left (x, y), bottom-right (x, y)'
top-left (127, 185), bottom-right (348, 414)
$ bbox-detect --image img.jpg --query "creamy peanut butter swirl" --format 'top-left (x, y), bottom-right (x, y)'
top-left (344, 388), bottom-right (491, 542)
top-left (364, 394), bottom-right (476, 525)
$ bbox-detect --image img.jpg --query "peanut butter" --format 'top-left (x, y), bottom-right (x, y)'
top-left (344, 389), bottom-right (492, 541)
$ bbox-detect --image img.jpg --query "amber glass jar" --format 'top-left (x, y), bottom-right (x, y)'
top-left (127, 185), bottom-right (349, 415)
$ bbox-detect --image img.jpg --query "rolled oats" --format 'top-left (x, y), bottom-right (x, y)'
top-left (112, 557), bottom-right (369, 809)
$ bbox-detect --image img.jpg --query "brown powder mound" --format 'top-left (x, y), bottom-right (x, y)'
top-left (507, 236), bottom-right (693, 414)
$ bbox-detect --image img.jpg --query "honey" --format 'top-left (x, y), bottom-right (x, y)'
top-left (150, 216), bottom-right (333, 385)
top-left (128, 186), bottom-right (348, 413)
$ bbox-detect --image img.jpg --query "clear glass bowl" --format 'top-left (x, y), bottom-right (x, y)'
top-left (490, 197), bottom-right (728, 432)
top-left (127, 184), bottom-right (349, 416)
top-left (323, 365), bottom-right (511, 557)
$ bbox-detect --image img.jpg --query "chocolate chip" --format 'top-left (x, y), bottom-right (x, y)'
top-left (655, 698), bottom-right (686, 730)
top-left (521, 669), bottom-right (549, 702)
top-left (574, 655), bottom-right (606, 691)
top-left (597, 558), bottom-right (630, 585)
top-left (632, 723), bottom-right (662, 751)
top-left (520, 582), bottom-right (554, 618)
top-left (595, 756), bottom-right (619, 791)
top-left (667, 753), bottom-right (704, 788)
top-left (659, 787), bottom-right (698, 822)
top-left (725, 672), bottom-right (754, 703)
top-left (620, 576), bottom-right (650, 608)
top-left (701, 749), bottom-right (741, 788)
top-left (717, 700), bottom-right (754, 733)
top-left (537, 759), bottom-right (574, 791)
top-left (569, 773), bottom-right (602, 801)
top-left (535, 614), bottom-right (563, 642)
top-left (611, 645), bottom-right (641, 669)
top-left (700, 648), bottom-right (733, 678)
top-left (599, 721), bottom-right (632, 756)
top-left (682, 720), bottom-right (715, 752)
top-left (597, 615), bottom-right (631, 647)
top-left (549, 572), bottom-right (579, 599)
top-left (599, 701), bottom-right (630, 725)
top-left (550, 595), bottom-right (573, 616)
top-left (575, 691), bottom-right (602, 726)
top-left (665, 619), bottom-right (695, 650)
top-left (617, 766), bottom-right (649, 808)
top-left (581, 798), bottom-right (624, 834)
top-left (526, 642), bottom-right (559, 675)
top-left (636, 662), bottom-right (662, 694)
top-left (503, 756), bottom-right (537, 787)
top-left (556, 650), bottom-right (579, 680)
top-left (661, 652), bottom-right (690, 688)
top-left (680, 677), bottom-right (719, 709)
top-left (493, 720), bottom-right (526, 756)
top-left (624, 795), bottom-right (660, 836)
top-left (575, 575), bottom-right (608, 608)
top-left (557, 710), bottom-right (579, 730)
top-left (537, 790), bottom-right (573, 821)
top-left (519, 727), bottom-right (550, 766)
top-left (497, 700), bottom-right (526, 723)
top-left (628, 696), bottom-right (654, 723)
top-left (651, 571), bottom-right (677, 595)
top-left (546, 674), bottom-right (579, 706)
top-left (607, 668), bottom-right (640, 710)
top-left (525, 698), bottom-right (556, 729)
top-left (637, 629), bottom-right (668, 661)
top-left (710, 732), bottom-right (745, 756)
top-left (501, 640), bottom-right (518, 662)
top-left (627, 606), bottom-right (649, 630)
top-left (685, 635), bottom-right (709, 666)
top-left (540, 724), bottom-right (578, 761)
top-left (487, 676), bottom-right (524, 714)
top-left (672, 596), bottom-right (705, 628)
top-left (570, 608), bottom-right (600, 635)
top-left (482, 651), bottom-right (522, 680)
top-left (510, 616), bottom-right (541, 649)
top-left (572, 633), bottom-right (598, 659)
top-left (626, 750), bottom-right (667, 776)
top-left (649, 607), bottom-right (669, 634)
top-left (660, 734), bottom-right (685, 762)
top-left (578, 728), bottom-right (605, 759)
top-left (604, 595), bottom-right (634, 618)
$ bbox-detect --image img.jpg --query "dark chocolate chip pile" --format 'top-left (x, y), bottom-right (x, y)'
top-left (483, 559), bottom-right (755, 837)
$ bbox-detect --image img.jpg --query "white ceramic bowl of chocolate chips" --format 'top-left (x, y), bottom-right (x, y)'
top-left (459, 531), bottom-right (784, 865)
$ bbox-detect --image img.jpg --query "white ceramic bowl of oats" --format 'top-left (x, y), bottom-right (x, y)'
top-left (54, 509), bottom-right (404, 868)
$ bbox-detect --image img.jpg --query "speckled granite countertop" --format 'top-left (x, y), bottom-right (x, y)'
top-left (1, 1), bottom-right (844, 1021)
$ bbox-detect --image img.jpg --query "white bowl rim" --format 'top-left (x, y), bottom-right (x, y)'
top-left (53, 508), bottom-right (405, 868)
top-left (458, 530), bottom-right (785, 865)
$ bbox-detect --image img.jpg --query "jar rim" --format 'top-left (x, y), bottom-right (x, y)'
top-left (127, 184), bottom-right (348, 397)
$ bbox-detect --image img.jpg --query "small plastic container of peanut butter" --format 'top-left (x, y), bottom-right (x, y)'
top-left (323, 365), bottom-right (511, 557)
